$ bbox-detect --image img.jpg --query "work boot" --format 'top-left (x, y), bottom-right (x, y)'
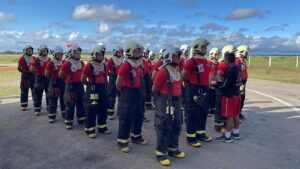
top-left (168, 150), bottom-right (185, 158)
top-left (131, 135), bottom-right (148, 145)
top-left (118, 142), bottom-right (130, 153)
top-left (197, 134), bottom-right (213, 142)
top-left (157, 155), bottom-right (171, 166)
top-left (187, 140), bottom-right (201, 148)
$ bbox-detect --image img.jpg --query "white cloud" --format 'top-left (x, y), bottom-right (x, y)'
top-left (1, 25), bottom-right (300, 54)
top-left (68, 32), bottom-right (80, 41)
top-left (0, 11), bottom-right (16, 22)
top-left (226, 8), bottom-right (263, 20)
top-left (200, 23), bottom-right (228, 32)
top-left (98, 22), bottom-right (110, 33)
top-left (72, 4), bottom-right (136, 22)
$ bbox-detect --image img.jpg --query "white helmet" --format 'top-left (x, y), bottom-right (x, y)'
top-left (159, 47), bottom-right (166, 59)
top-left (51, 46), bottom-right (64, 57)
top-left (220, 45), bottom-right (236, 62)
top-left (163, 46), bottom-right (181, 64)
top-left (180, 44), bottom-right (190, 52)
top-left (38, 44), bottom-right (49, 54)
top-left (90, 45), bottom-right (106, 60)
top-left (236, 45), bottom-right (250, 58)
top-left (209, 47), bottom-right (220, 60)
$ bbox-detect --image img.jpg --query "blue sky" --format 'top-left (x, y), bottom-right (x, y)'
top-left (0, 0), bottom-right (299, 54)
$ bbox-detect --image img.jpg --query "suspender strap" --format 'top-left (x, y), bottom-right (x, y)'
top-left (164, 67), bottom-right (172, 99)
top-left (89, 63), bottom-right (96, 85)
top-left (112, 61), bottom-right (116, 76)
top-left (127, 62), bottom-right (134, 87)
top-left (103, 63), bottom-right (107, 84)
top-left (192, 58), bottom-right (201, 86)
top-left (68, 62), bottom-right (73, 82)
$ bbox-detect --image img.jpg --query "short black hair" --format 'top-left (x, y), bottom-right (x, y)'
top-left (225, 52), bottom-right (235, 63)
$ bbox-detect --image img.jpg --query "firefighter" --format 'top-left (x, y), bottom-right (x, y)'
top-left (18, 45), bottom-right (35, 111)
top-left (82, 45), bottom-right (111, 138)
top-left (59, 45), bottom-right (85, 130)
top-left (143, 47), bottom-right (155, 110)
top-left (179, 44), bottom-right (190, 110)
top-left (45, 46), bottom-right (66, 123)
top-left (151, 48), bottom-right (166, 80)
top-left (216, 45), bottom-right (242, 142)
top-left (30, 45), bottom-right (50, 116)
top-left (182, 38), bottom-right (212, 148)
top-left (236, 45), bottom-right (249, 120)
top-left (207, 48), bottom-right (220, 118)
top-left (106, 46), bottom-right (124, 120)
top-left (149, 51), bottom-right (156, 65)
top-left (116, 42), bottom-right (148, 153)
top-left (153, 46), bottom-right (185, 166)
top-left (179, 44), bottom-right (190, 72)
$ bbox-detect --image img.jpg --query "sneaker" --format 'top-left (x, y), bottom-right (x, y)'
top-left (143, 117), bottom-right (150, 122)
top-left (146, 104), bottom-right (156, 110)
top-left (108, 115), bottom-right (114, 120)
top-left (88, 133), bottom-right (97, 139)
top-left (98, 127), bottom-right (112, 134)
top-left (216, 134), bottom-right (233, 143)
top-left (240, 114), bottom-right (246, 120)
top-left (168, 150), bottom-right (185, 158)
top-left (215, 125), bottom-right (226, 134)
top-left (66, 125), bottom-right (73, 130)
top-left (197, 134), bottom-right (213, 142)
top-left (34, 112), bottom-right (41, 116)
top-left (187, 140), bottom-right (202, 148)
top-left (48, 119), bottom-right (55, 123)
top-left (131, 136), bottom-right (148, 145)
top-left (231, 133), bottom-right (240, 140)
top-left (157, 155), bottom-right (171, 166)
top-left (118, 143), bottom-right (130, 153)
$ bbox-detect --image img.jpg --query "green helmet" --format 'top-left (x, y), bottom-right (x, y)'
top-left (90, 45), bottom-right (106, 60)
top-left (192, 38), bottom-right (210, 55)
top-left (236, 45), bottom-right (250, 58)
top-left (125, 42), bottom-right (141, 57)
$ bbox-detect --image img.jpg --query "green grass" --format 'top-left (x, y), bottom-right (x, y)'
top-left (0, 70), bottom-right (21, 97)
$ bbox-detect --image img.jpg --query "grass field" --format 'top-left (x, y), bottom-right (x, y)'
top-left (0, 54), bottom-right (299, 96)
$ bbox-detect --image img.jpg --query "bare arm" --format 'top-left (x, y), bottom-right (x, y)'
top-left (116, 75), bottom-right (124, 92)
top-left (152, 85), bottom-right (160, 96)
top-left (45, 70), bottom-right (51, 78)
top-left (181, 70), bottom-right (190, 83)
top-left (81, 74), bottom-right (88, 84)
top-left (58, 70), bottom-right (66, 80)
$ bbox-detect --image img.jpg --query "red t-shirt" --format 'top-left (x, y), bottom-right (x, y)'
top-left (60, 61), bottom-right (84, 83)
top-left (144, 60), bottom-right (152, 74)
top-left (153, 60), bottom-right (163, 71)
top-left (179, 56), bottom-right (188, 72)
top-left (153, 68), bottom-right (181, 96)
top-left (18, 56), bottom-right (35, 73)
top-left (235, 58), bottom-right (248, 81)
top-left (218, 62), bottom-right (227, 79)
top-left (208, 60), bottom-right (218, 77)
top-left (106, 58), bottom-right (121, 76)
top-left (46, 61), bottom-right (63, 79)
top-left (184, 58), bottom-right (209, 86)
top-left (118, 62), bottom-right (141, 88)
top-left (82, 63), bottom-right (106, 84)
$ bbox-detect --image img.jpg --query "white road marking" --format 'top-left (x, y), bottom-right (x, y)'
top-left (248, 89), bottom-right (300, 114)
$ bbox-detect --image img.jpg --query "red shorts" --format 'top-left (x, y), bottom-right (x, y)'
top-left (221, 96), bottom-right (241, 117)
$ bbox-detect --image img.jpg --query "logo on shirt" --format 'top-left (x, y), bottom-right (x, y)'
top-left (71, 65), bottom-right (77, 72)
top-left (132, 70), bottom-right (137, 77)
top-left (168, 76), bottom-right (174, 83)
top-left (198, 64), bottom-right (204, 72)
top-left (93, 68), bottom-right (99, 75)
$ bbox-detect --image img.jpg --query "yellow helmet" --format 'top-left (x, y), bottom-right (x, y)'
top-left (220, 45), bottom-right (236, 62)
top-left (236, 45), bottom-right (250, 58)
top-left (209, 47), bottom-right (220, 60)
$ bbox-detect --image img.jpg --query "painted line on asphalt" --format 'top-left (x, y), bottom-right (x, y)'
top-left (248, 89), bottom-right (300, 114)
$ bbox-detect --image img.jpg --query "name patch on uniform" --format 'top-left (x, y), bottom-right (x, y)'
top-left (93, 68), bottom-right (99, 75)
top-left (71, 65), bottom-right (77, 72)
top-left (198, 64), bottom-right (204, 72)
